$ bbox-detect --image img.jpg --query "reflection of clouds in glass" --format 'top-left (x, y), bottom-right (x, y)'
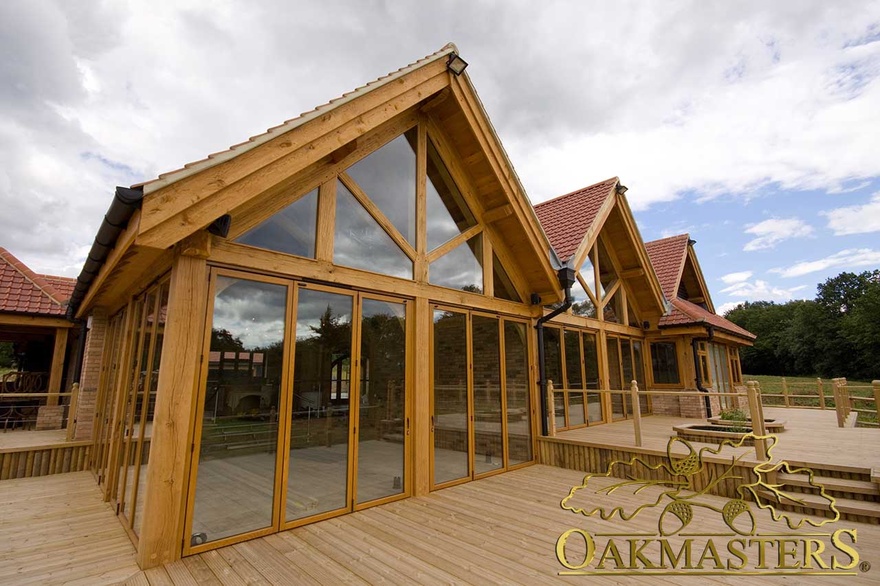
top-left (235, 188), bottom-right (317, 258)
top-left (345, 132), bottom-right (416, 245)
top-left (362, 298), bottom-right (405, 321)
top-left (429, 236), bottom-right (482, 292)
top-left (213, 277), bottom-right (286, 349)
top-left (295, 288), bottom-right (353, 340)
top-left (334, 181), bottom-right (413, 280)
top-left (426, 139), bottom-right (475, 252)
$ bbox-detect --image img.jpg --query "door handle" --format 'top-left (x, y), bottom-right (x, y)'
top-left (430, 415), bottom-right (434, 433)
top-left (406, 417), bottom-right (410, 436)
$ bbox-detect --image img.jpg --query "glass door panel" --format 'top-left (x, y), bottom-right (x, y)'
top-left (621, 339), bottom-right (634, 417)
top-left (191, 277), bottom-right (287, 545)
top-left (583, 332), bottom-right (603, 423)
top-left (607, 337), bottom-right (625, 420)
top-left (543, 328), bottom-right (564, 430)
top-left (356, 298), bottom-right (406, 505)
top-left (432, 309), bottom-right (469, 485)
top-left (286, 287), bottom-right (353, 522)
top-left (472, 315), bottom-right (502, 476)
top-left (632, 340), bottom-right (650, 415)
top-left (504, 321), bottom-right (531, 465)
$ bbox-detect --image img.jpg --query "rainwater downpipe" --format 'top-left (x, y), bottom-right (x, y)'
top-left (536, 267), bottom-right (576, 436)
top-left (691, 325), bottom-right (715, 418)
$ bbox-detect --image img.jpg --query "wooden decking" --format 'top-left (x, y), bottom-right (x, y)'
top-left (4, 465), bottom-right (879, 584)
top-left (0, 472), bottom-right (139, 585)
top-left (555, 407), bottom-right (880, 471)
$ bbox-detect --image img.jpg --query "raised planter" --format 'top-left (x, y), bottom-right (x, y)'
top-left (706, 416), bottom-right (786, 432)
top-left (673, 423), bottom-right (756, 446)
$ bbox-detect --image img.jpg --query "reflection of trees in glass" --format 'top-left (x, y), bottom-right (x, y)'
top-left (295, 305), bottom-right (353, 409)
top-left (211, 328), bottom-right (245, 352)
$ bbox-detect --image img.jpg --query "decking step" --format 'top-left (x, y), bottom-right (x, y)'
top-left (777, 472), bottom-right (880, 496)
top-left (756, 489), bottom-right (880, 518)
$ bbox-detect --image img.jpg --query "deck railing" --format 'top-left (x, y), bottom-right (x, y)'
top-left (756, 377), bottom-right (879, 428)
top-left (545, 380), bottom-right (772, 460)
top-left (0, 380), bottom-right (80, 437)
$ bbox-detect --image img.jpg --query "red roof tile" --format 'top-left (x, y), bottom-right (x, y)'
top-left (659, 298), bottom-right (756, 340)
top-left (644, 234), bottom-right (690, 300)
top-left (534, 178), bottom-right (618, 263)
top-left (0, 247), bottom-right (71, 317)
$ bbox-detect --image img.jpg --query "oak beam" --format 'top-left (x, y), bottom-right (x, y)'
top-left (45, 327), bottom-right (68, 406)
top-left (413, 297), bottom-right (431, 496)
top-left (138, 71), bottom-right (450, 250)
top-left (137, 247), bottom-right (209, 568)
top-left (0, 314), bottom-right (74, 328)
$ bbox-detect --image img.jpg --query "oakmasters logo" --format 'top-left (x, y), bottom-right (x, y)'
top-left (555, 433), bottom-right (868, 577)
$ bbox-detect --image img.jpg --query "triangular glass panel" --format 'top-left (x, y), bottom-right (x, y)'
top-left (235, 188), bottom-right (318, 258)
top-left (571, 275), bottom-right (596, 318)
top-left (334, 180), bottom-right (413, 280)
top-left (345, 130), bottom-right (417, 246)
top-left (603, 288), bottom-right (622, 323)
top-left (426, 138), bottom-right (477, 251)
top-left (596, 240), bottom-right (617, 298)
top-left (580, 250), bottom-right (603, 299)
top-left (627, 299), bottom-right (640, 327)
top-left (493, 253), bottom-right (521, 302)
top-left (429, 234), bottom-right (482, 293)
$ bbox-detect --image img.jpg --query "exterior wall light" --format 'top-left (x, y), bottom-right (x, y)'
top-left (616, 184), bottom-right (629, 195)
top-left (447, 53), bottom-right (468, 76)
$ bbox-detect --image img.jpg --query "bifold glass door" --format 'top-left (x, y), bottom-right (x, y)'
top-left (431, 307), bottom-right (532, 489)
top-left (187, 272), bottom-right (409, 551)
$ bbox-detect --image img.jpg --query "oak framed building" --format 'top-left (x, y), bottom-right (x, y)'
top-left (68, 44), bottom-right (754, 569)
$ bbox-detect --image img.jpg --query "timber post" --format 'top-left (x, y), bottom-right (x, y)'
top-left (547, 380), bottom-right (556, 437)
top-left (65, 382), bottom-right (80, 441)
top-left (817, 378), bottom-right (825, 410)
top-left (782, 377), bottom-right (790, 407)
top-left (873, 381), bottom-right (880, 423)
top-left (136, 233), bottom-right (210, 569)
top-left (630, 380), bottom-right (642, 447)
top-left (746, 381), bottom-right (767, 462)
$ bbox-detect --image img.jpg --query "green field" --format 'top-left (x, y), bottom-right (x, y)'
top-left (745, 374), bottom-right (877, 426)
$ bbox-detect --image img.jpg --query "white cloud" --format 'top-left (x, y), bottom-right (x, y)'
top-left (742, 218), bottom-right (814, 251)
top-left (720, 271), bottom-right (753, 284)
top-left (770, 248), bottom-right (880, 278)
top-left (822, 193), bottom-right (880, 235)
top-left (716, 301), bottom-right (745, 316)
top-left (720, 279), bottom-right (808, 301)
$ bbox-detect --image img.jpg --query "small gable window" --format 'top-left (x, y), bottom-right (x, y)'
top-left (235, 188), bottom-right (318, 258)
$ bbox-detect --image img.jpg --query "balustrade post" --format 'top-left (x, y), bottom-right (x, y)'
top-left (782, 377), bottom-right (790, 407)
top-left (873, 381), bottom-right (880, 424)
top-left (547, 379), bottom-right (556, 437)
top-left (66, 383), bottom-right (80, 441)
top-left (817, 378), bottom-right (825, 410)
top-left (630, 380), bottom-right (642, 447)
top-left (746, 381), bottom-right (768, 461)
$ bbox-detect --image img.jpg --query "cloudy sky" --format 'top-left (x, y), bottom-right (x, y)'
top-left (2, 1), bottom-right (879, 315)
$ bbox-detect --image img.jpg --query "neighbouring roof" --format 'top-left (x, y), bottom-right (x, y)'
top-left (0, 247), bottom-right (74, 318)
top-left (135, 44), bottom-right (458, 194)
top-left (533, 177), bottom-right (618, 263)
top-left (659, 296), bottom-right (756, 340)
top-left (644, 234), bottom-right (690, 300)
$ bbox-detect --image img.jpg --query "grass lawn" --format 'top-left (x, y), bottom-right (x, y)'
top-left (745, 373), bottom-right (877, 426)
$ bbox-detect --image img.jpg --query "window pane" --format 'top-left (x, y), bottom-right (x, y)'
top-left (504, 321), bottom-right (531, 465)
top-left (580, 251), bottom-right (603, 298)
top-left (426, 138), bottom-right (476, 251)
top-left (564, 331), bottom-right (583, 389)
top-left (192, 277), bottom-right (287, 544)
top-left (287, 288), bottom-right (353, 522)
top-left (650, 342), bottom-right (680, 384)
top-left (543, 327), bottom-right (564, 430)
top-left (334, 180), bottom-right (413, 279)
top-left (429, 234), bottom-right (482, 293)
top-left (603, 289), bottom-right (622, 323)
top-left (632, 340), bottom-right (649, 415)
top-left (357, 298), bottom-right (406, 504)
top-left (568, 392), bottom-right (585, 427)
top-left (345, 131), bottom-right (417, 245)
top-left (627, 299), bottom-right (640, 327)
top-left (571, 276), bottom-right (596, 317)
top-left (472, 315), bottom-right (502, 475)
top-left (236, 188), bottom-right (318, 258)
top-left (606, 337), bottom-right (624, 419)
top-left (583, 332), bottom-right (602, 423)
top-left (432, 310), bottom-right (469, 485)
top-left (493, 253), bottom-right (521, 303)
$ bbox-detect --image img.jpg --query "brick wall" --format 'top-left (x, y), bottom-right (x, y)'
top-left (74, 309), bottom-right (108, 441)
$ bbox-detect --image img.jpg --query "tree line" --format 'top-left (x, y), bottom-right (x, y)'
top-left (724, 270), bottom-right (880, 380)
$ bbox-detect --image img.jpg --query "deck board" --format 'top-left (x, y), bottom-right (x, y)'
top-left (555, 407), bottom-right (880, 471)
top-left (3, 440), bottom-right (880, 584)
